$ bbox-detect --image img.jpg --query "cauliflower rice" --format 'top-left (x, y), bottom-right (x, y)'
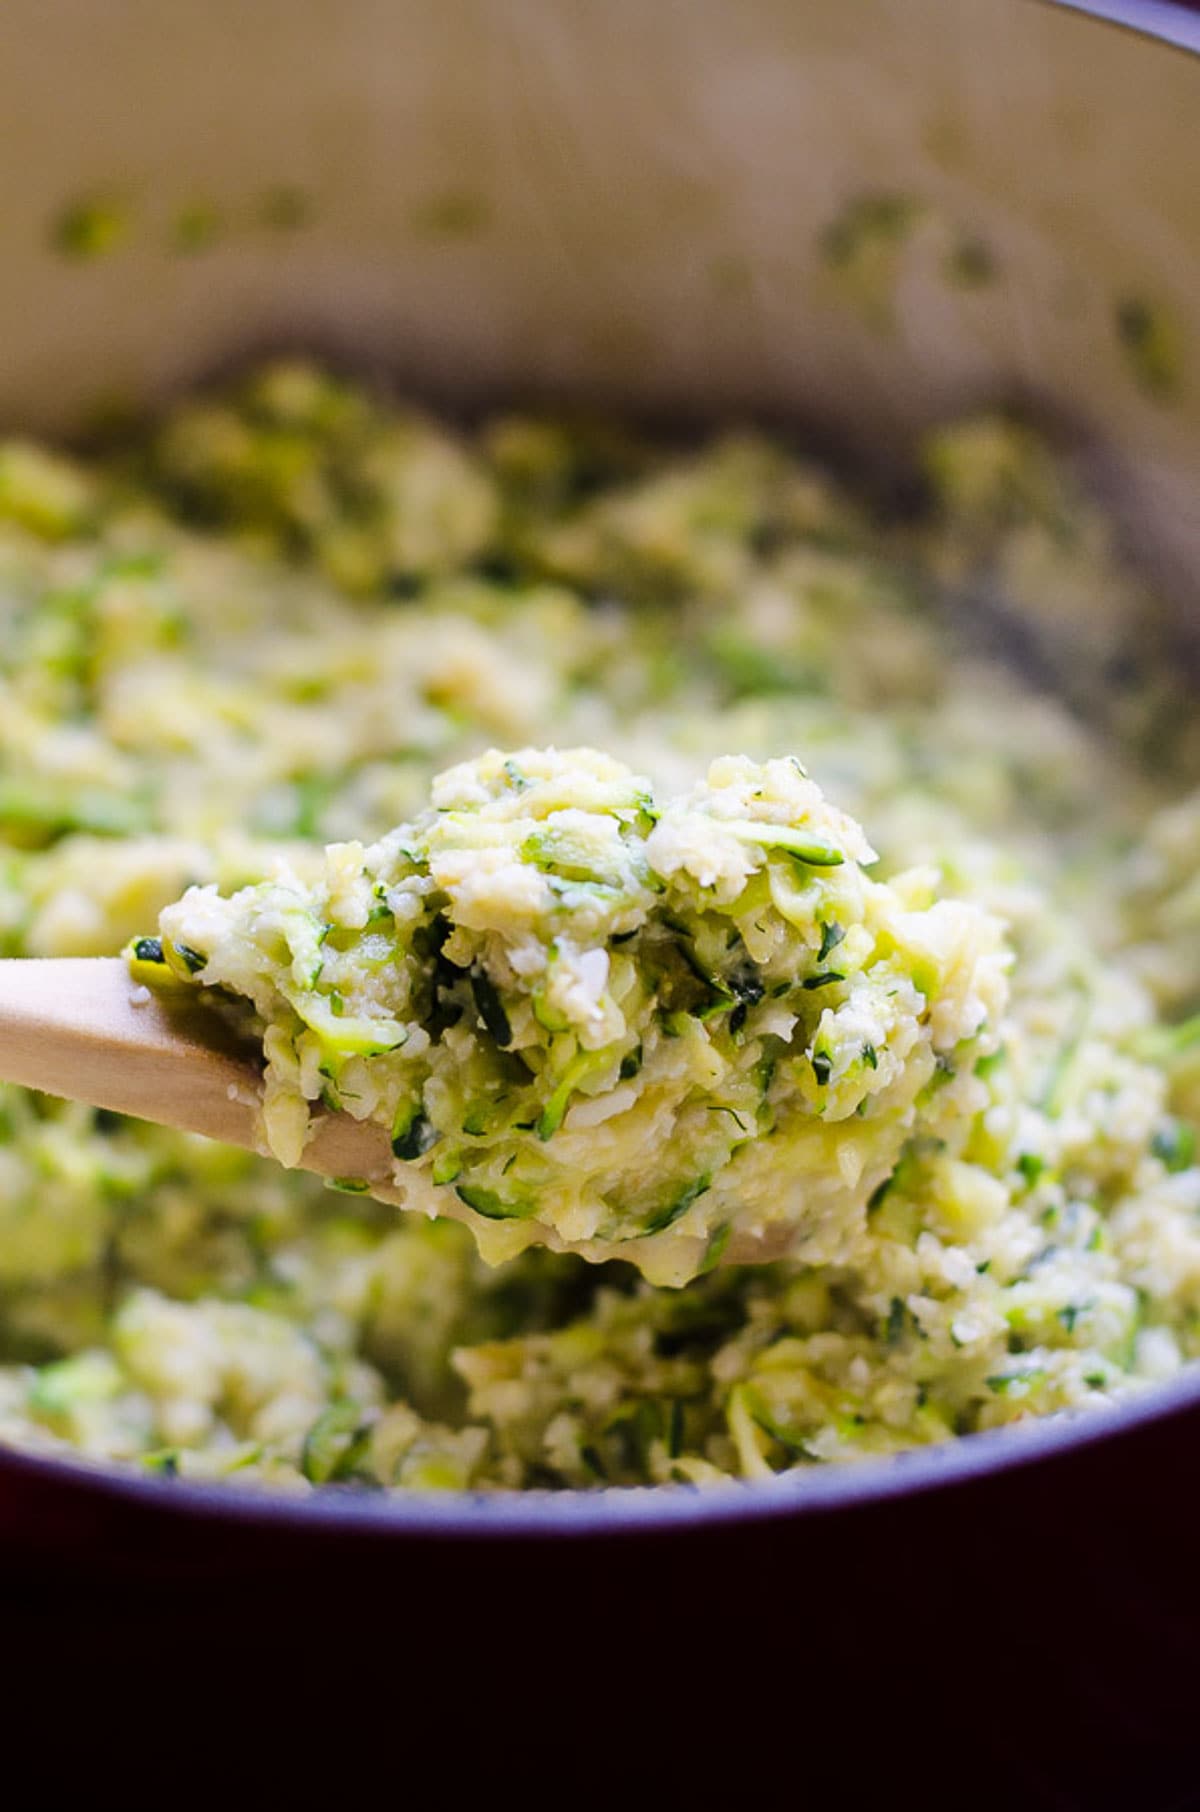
top-left (1, 360), bottom-right (1199, 1492)
top-left (146, 745), bottom-right (1010, 1291)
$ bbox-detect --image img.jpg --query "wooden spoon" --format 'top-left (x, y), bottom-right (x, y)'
top-left (0, 955), bottom-right (795, 1267)
top-left (0, 955), bottom-right (396, 1188)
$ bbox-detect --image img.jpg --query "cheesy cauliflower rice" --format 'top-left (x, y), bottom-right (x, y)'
top-left (145, 746), bottom-right (1009, 1290)
top-left (1, 359), bottom-right (1199, 1492)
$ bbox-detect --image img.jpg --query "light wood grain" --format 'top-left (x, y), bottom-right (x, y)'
top-left (0, 957), bottom-right (394, 1186)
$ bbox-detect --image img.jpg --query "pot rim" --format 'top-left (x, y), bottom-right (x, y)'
top-left (1048, 0), bottom-right (1200, 57)
top-left (5, 1358), bottom-right (1200, 1541)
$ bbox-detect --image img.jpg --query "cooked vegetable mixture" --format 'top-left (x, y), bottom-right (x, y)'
top-left (147, 747), bottom-right (1008, 1288)
top-left (1, 360), bottom-right (1199, 1492)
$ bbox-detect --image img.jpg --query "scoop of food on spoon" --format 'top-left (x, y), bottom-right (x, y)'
top-left (0, 746), bottom-right (1009, 1287)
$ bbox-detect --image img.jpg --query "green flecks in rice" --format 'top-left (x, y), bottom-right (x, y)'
top-left (171, 203), bottom-right (223, 256)
top-left (1115, 297), bottom-right (1183, 402)
top-left (257, 187), bottom-right (314, 232)
top-left (52, 195), bottom-right (131, 261)
top-left (0, 359), bottom-right (1196, 1493)
top-left (146, 745), bottom-right (1010, 1286)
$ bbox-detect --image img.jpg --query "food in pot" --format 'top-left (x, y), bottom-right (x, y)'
top-left (0, 361), bottom-right (1197, 1491)
top-left (141, 745), bottom-right (1008, 1285)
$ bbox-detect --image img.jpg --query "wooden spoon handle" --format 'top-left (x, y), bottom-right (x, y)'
top-left (0, 957), bottom-right (393, 1184)
top-left (0, 956), bottom-right (260, 1137)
